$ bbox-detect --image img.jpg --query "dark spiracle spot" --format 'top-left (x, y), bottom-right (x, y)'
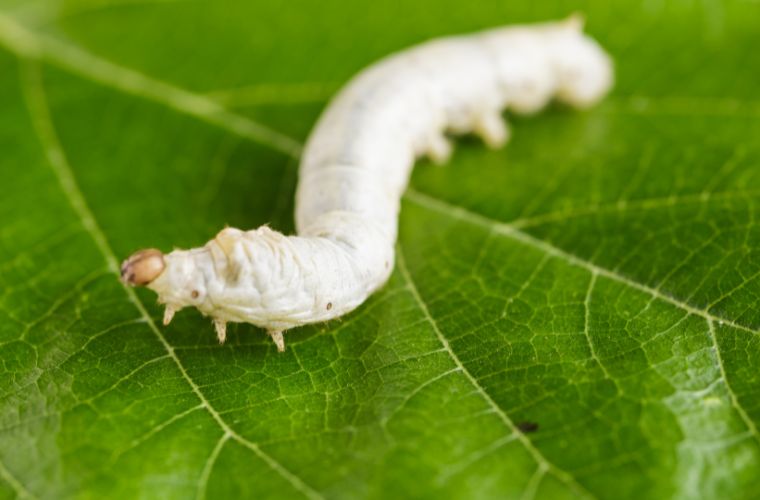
top-left (191, 290), bottom-right (199, 299)
top-left (516, 421), bottom-right (539, 433)
top-left (326, 302), bottom-right (333, 310)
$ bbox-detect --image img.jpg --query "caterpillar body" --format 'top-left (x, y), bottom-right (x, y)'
top-left (120, 16), bottom-right (613, 351)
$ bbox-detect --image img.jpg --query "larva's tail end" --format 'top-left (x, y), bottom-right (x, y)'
top-left (120, 248), bottom-right (166, 286)
top-left (563, 12), bottom-right (586, 32)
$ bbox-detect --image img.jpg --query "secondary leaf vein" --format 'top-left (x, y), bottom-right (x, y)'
top-left (0, 12), bottom-right (302, 157)
top-left (19, 58), bottom-right (323, 500)
top-left (0, 458), bottom-right (35, 499)
top-left (397, 247), bottom-right (596, 500)
top-left (404, 188), bottom-right (760, 339)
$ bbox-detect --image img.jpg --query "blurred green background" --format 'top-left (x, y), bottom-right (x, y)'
top-left (2, 1), bottom-right (760, 498)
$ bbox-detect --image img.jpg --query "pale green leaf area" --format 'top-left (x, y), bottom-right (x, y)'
top-left (1, 0), bottom-right (760, 498)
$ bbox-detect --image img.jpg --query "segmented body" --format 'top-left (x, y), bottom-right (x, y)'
top-left (121, 16), bottom-right (613, 350)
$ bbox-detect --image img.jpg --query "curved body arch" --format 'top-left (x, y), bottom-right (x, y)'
top-left (120, 16), bottom-right (613, 350)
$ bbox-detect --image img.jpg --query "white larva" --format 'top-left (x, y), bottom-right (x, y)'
top-left (120, 15), bottom-right (613, 351)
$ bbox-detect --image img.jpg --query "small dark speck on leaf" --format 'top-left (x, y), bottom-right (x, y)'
top-left (517, 421), bottom-right (539, 433)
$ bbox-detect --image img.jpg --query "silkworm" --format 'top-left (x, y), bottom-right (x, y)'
top-left (120, 15), bottom-right (613, 351)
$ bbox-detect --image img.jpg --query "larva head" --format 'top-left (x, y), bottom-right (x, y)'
top-left (145, 249), bottom-right (214, 314)
top-left (547, 15), bottom-right (614, 108)
top-left (122, 247), bottom-right (214, 318)
top-left (121, 248), bottom-right (165, 286)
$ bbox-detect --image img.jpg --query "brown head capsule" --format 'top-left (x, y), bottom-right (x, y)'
top-left (120, 248), bottom-right (165, 286)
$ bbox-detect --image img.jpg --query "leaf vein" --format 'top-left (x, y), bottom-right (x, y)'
top-left (707, 318), bottom-right (760, 445)
top-left (396, 246), bottom-right (596, 500)
top-left (404, 188), bottom-right (760, 338)
top-left (583, 271), bottom-right (613, 379)
top-left (510, 188), bottom-right (760, 230)
top-left (404, 188), bottom-right (760, 448)
top-left (0, 12), bottom-right (302, 157)
top-left (196, 433), bottom-right (230, 500)
top-left (19, 57), bottom-right (323, 500)
top-left (0, 458), bottom-right (35, 499)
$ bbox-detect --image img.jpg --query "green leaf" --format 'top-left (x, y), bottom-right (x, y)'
top-left (1, 1), bottom-right (760, 498)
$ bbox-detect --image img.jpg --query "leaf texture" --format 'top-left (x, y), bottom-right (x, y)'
top-left (1, 1), bottom-right (759, 498)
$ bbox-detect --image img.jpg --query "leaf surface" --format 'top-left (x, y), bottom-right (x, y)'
top-left (1, 1), bottom-right (760, 498)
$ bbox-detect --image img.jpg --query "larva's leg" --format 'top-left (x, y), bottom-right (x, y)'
top-left (426, 134), bottom-right (452, 165)
top-left (163, 306), bottom-right (176, 326)
top-left (214, 319), bottom-right (227, 344)
top-left (269, 330), bottom-right (285, 352)
top-left (474, 112), bottom-right (510, 149)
